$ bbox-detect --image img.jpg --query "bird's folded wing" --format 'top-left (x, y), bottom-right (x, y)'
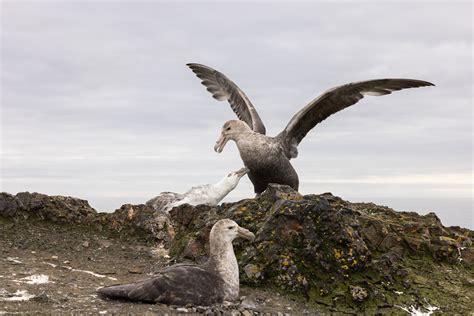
top-left (187, 63), bottom-right (266, 134)
top-left (128, 265), bottom-right (225, 306)
top-left (277, 79), bottom-right (434, 158)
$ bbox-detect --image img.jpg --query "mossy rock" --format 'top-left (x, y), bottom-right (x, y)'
top-left (167, 184), bottom-right (474, 314)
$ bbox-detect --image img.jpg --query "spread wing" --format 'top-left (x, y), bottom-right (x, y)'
top-left (98, 264), bottom-right (225, 306)
top-left (277, 79), bottom-right (434, 158)
top-left (187, 63), bottom-right (266, 134)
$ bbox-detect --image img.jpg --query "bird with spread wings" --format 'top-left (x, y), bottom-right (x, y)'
top-left (187, 63), bottom-right (434, 194)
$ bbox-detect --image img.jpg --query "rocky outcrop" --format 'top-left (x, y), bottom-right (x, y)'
top-left (0, 192), bottom-right (174, 245)
top-left (1, 187), bottom-right (472, 314)
top-left (0, 192), bottom-right (96, 223)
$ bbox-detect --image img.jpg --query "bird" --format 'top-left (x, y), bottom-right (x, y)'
top-left (97, 219), bottom-right (255, 306)
top-left (146, 167), bottom-right (249, 212)
top-left (187, 63), bottom-right (434, 194)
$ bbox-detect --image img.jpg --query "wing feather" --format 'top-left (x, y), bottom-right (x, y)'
top-left (187, 63), bottom-right (266, 134)
top-left (278, 79), bottom-right (434, 158)
top-left (99, 264), bottom-right (225, 306)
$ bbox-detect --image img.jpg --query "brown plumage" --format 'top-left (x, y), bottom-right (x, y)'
top-left (97, 219), bottom-right (255, 306)
top-left (187, 63), bottom-right (434, 193)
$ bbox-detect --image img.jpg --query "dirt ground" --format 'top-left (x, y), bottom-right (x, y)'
top-left (0, 217), bottom-right (315, 315)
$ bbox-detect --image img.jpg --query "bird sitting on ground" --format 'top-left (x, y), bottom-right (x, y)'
top-left (97, 218), bottom-right (255, 306)
top-left (187, 63), bottom-right (434, 194)
top-left (146, 167), bottom-right (249, 212)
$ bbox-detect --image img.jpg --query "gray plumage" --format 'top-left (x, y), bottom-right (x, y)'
top-left (187, 63), bottom-right (434, 194)
top-left (97, 219), bottom-right (255, 306)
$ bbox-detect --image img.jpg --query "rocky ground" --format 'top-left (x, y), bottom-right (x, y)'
top-left (0, 186), bottom-right (473, 314)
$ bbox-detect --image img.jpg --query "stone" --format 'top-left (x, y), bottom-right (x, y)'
top-left (243, 264), bottom-right (261, 280)
top-left (240, 296), bottom-right (257, 309)
top-left (1, 186), bottom-right (473, 314)
top-left (350, 286), bottom-right (368, 302)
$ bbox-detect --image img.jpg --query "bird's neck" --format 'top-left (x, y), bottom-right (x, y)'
top-left (233, 130), bottom-right (256, 142)
top-left (209, 239), bottom-right (239, 301)
top-left (211, 178), bottom-right (235, 200)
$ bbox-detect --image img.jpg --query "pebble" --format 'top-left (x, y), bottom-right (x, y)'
top-left (128, 268), bottom-right (142, 274)
top-left (31, 291), bottom-right (49, 303)
top-left (99, 240), bottom-right (113, 248)
top-left (463, 278), bottom-right (474, 286)
top-left (82, 241), bottom-right (90, 248)
top-left (350, 285), bottom-right (368, 301)
top-left (240, 297), bottom-right (257, 309)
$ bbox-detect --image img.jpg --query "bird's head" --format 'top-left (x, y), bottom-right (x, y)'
top-left (214, 120), bottom-right (251, 153)
top-left (221, 167), bottom-right (249, 189)
top-left (210, 218), bottom-right (255, 244)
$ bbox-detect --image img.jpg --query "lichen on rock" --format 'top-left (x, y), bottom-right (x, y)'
top-left (165, 184), bottom-right (474, 313)
top-left (1, 187), bottom-right (472, 313)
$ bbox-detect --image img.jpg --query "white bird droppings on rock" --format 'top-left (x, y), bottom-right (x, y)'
top-left (0, 289), bottom-right (35, 301)
top-left (6, 257), bottom-right (22, 264)
top-left (21, 274), bottom-right (51, 285)
top-left (397, 304), bottom-right (439, 316)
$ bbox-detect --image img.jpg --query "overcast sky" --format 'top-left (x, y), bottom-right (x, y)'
top-left (1, 1), bottom-right (472, 228)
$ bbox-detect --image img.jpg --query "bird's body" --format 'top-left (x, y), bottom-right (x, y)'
top-left (146, 167), bottom-right (248, 212)
top-left (187, 63), bottom-right (434, 194)
top-left (97, 219), bottom-right (255, 306)
top-left (233, 130), bottom-right (299, 193)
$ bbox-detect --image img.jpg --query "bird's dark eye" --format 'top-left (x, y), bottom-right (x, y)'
top-left (228, 226), bottom-right (234, 230)
top-left (226, 127), bottom-right (231, 131)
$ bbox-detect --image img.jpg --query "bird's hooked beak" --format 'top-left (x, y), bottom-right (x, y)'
top-left (214, 131), bottom-right (229, 153)
top-left (237, 226), bottom-right (255, 241)
top-left (235, 167), bottom-right (249, 178)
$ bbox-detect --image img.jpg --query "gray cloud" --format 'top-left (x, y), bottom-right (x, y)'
top-left (1, 2), bottom-right (472, 228)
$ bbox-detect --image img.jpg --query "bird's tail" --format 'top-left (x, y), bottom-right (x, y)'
top-left (97, 283), bottom-right (136, 299)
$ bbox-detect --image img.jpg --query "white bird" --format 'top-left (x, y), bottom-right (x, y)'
top-left (146, 167), bottom-right (249, 212)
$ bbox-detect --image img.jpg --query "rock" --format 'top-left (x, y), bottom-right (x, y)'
top-left (1, 186), bottom-right (473, 314)
top-left (165, 184), bottom-right (473, 313)
top-left (350, 285), bottom-right (368, 301)
top-left (240, 296), bottom-right (257, 309)
top-left (461, 247), bottom-right (474, 265)
top-left (463, 278), bottom-right (474, 286)
top-left (128, 267), bottom-right (142, 274)
top-left (32, 291), bottom-right (49, 303)
top-left (0, 192), bottom-right (175, 244)
top-left (104, 204), bottom-right (175, 244)
top-left (0, 192), bottom-right (96, 223)
top-left (243, 264), bottom-right (261, 280)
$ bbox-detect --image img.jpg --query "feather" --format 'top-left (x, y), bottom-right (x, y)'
top-left (187, 63), bottom-right (267, 134)
top-left (277, 79), bottom-right (434, 158)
